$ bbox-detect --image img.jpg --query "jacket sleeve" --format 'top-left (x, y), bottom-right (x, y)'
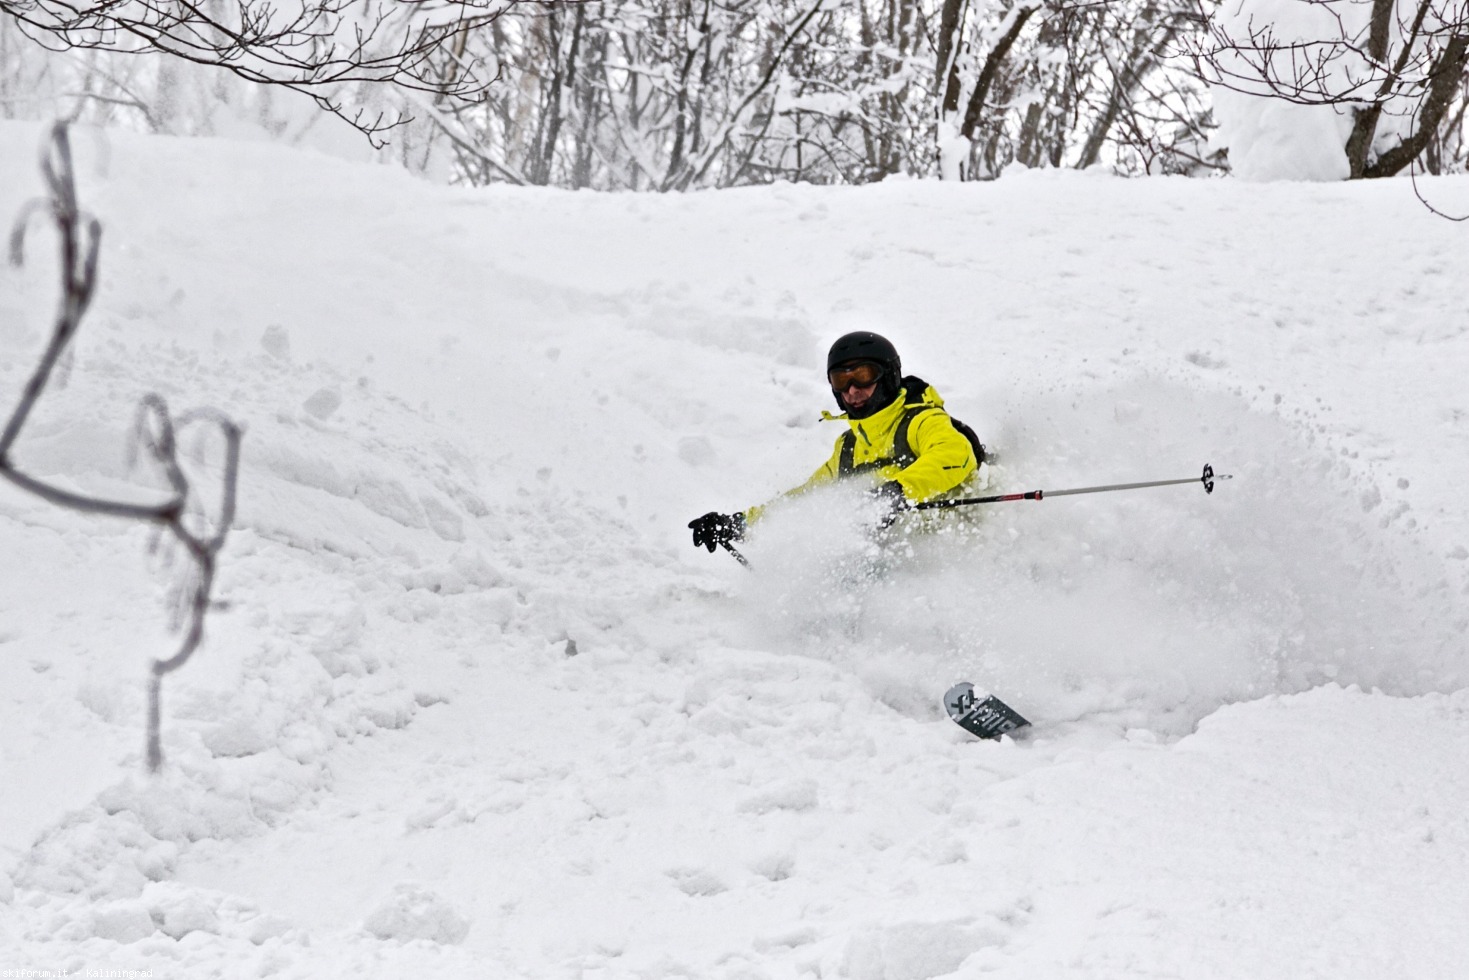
top-left (743, 435), bottom-right (845, 524)
top-left (888, 410), bottom-right (976, 502)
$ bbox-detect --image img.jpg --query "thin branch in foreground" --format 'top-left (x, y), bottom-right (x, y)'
top-left (1, 121), bottom-right (243, 773)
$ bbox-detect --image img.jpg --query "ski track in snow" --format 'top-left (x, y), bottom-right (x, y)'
top-left (0, 121), bottom-right (1467, 977)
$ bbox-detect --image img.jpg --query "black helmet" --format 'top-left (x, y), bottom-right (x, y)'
top-left (827, 331), bottom-right (901, 418)
top-left (827, 331), bottom-right (901, 376)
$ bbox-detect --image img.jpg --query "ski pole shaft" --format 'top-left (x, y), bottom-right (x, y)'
top-left (914, 463), bottom-right (1230, 512)
top-left (721, 541), bottom-right (751, 567)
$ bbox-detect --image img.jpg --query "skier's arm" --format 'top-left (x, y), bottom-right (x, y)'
top-left (888, 410), bottom-right (976, 502)
top-left (742, 437), bottom-right (844, 524)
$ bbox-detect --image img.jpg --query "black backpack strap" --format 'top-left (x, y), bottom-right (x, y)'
top-left (838, 430), bottom-right (857, 475)
top-left (895, 403), bottom-right (986, 469)
top-left (839, 405), bottom-right (937, 477)
top-left (891, 405), bottom-right (928, 469)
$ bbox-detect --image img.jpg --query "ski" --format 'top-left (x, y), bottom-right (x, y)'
top-left (943, 682), bottom-right (1030, 740)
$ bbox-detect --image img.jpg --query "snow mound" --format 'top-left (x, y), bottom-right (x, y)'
top-left (363, 883), bottom-right (471, 944)
top-left (843, 917), bottom-right (1007, 980)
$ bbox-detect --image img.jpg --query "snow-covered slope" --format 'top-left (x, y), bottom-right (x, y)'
top-left (1, 121), bottom-right (1467, 978)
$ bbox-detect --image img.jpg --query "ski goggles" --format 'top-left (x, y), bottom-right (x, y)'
top-left (828, 361), bottom-right (884, 390)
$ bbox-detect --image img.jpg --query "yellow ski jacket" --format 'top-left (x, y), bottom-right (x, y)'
top-left (746, 378), bottom-right (978, 522)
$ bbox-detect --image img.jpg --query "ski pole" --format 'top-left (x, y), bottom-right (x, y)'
top-left (721, 541), bottom-right (751, 567)
top-left (914, 463), bottom-right (1230, 512)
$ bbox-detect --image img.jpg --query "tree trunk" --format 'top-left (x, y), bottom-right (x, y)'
top-left (537, 4), bottom-right (585, 185)
top-left (959, 5), bottom-right (1037, 141)
top-left (1346, 0), bottom-right (1431, 177)
top-left (934, 0), bottom-right (965, 116)
top-left (1363, 34), bottom-right (1469, 177)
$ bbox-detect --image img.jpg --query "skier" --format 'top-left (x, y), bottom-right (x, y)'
top-left (689, 331), bottom-right (985, 553)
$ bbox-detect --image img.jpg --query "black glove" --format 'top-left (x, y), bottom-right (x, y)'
top-left (689, 511), bottom-right (745, 552)
top-left (869, 480), bottom-right (909, 530)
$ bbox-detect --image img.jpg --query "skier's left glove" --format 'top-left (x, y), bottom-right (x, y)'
top-left (689, 511), bottom-right (745, 552)
top-left (868, 480), bottom-right (910, 530)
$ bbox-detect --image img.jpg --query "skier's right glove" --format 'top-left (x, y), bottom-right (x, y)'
top-left (868, 480), bottom-right (910, 530)
top-left (688, 511), bottom-right (745, 552)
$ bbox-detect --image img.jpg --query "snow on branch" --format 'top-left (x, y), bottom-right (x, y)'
top-left (1, 122), bottom-right (243, 773)
top-left (1189, 0), bottom-right (1469, 178)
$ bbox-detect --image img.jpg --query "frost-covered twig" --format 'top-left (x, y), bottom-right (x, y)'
top-left (1187, 0), bottom-right (1469, 179)
top-left (1, 121), bottom-right (243, 772)
top-left (0, 0), bottom-right (517, 144)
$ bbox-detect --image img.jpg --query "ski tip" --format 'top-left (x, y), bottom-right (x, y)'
top-left (943, 681), bottom-right (976, 705)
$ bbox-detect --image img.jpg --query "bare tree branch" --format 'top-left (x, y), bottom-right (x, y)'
top-left (2, 122), bottom-right (243, 772)
top-left (1188, 0), bottom-right (1469, 182)
top-left (0, 0), bottom-right (521, 142)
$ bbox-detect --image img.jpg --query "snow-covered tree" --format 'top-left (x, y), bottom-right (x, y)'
top-left (2, 0), bottom-right (1233, 185)
top-left (935, 0), bottom-right (1218, 178)
top-left (421, 0), bottom-right (1215, 187)
top-left (1196, 0), bottom-right (1469, 179)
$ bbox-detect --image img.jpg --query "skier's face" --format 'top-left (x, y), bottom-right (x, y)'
top-left (836, 380), bottom-right (878, 412)
top-left (829, 360), bottom-right (883, 414)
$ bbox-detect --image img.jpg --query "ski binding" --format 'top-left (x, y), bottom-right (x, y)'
top-left (943, 682), bottom-right (1030, 740)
